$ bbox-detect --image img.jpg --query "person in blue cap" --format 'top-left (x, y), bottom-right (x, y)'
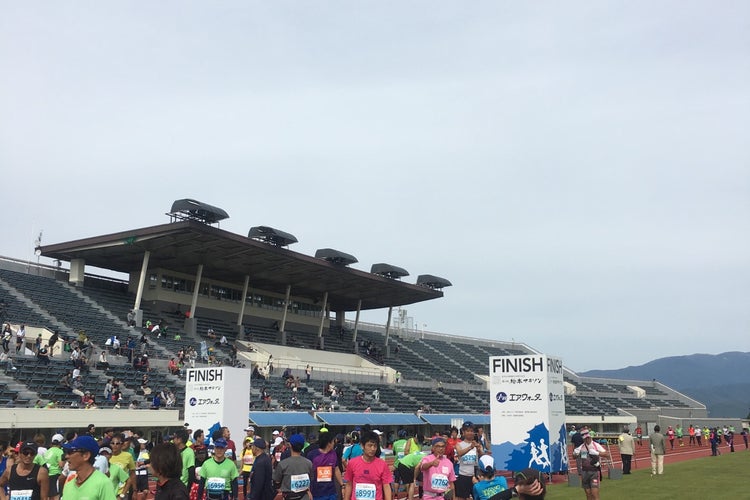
top-left (273, 434), bottom-right (313, 500)
top-left (248, 438), bottom-right (274, 500)
top-left (60, 436), bottom-right (115, 500)
top-left (197, 438), bottom-right (238, 500)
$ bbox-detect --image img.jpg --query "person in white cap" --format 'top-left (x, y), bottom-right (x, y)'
top-left (45, 433), bottom-right (66, 500)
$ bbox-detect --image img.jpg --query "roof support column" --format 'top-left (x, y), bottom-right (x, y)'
top-left (236, 275), bottom-right (250, 337)
top-left (184, 264), bottom-right (203, 336)
top-left (132, 250), bottom-right (150, 328)
top-left (279, 285), bottom-right (291, 346)
top-left (352, 300), bottom-right (361, 354)
top-left (317, 292), bottom-right (328, 350)
top-left (384, 306), bottom-right (393, 358)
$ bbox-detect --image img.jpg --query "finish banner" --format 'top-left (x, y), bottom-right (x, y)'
top-left (489, 355), bottom-right (567, 473)
top-left (184, 366), bottom-right (251, 455)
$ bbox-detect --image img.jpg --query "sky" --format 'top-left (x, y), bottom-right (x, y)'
top-left (1, 1), bottom-right (748, 372)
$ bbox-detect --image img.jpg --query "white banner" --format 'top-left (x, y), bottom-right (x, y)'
top-left (489, 355), bottom-right (567, 473)
top-left (184, 366), bottom-right (251, 454)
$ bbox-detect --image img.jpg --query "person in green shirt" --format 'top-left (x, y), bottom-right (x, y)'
top-left (45, 434), bottom-right (65, 500)
top-left (109, 462), bottom-right (130, 497)
top-left (395, 451), bottom-right (427, 500)
top-left (198, 439), bottom-right (238, 500)
top-left (173, 429), bottom-right (196, 490)
top-left (61, 436), bottom-right (116, 500)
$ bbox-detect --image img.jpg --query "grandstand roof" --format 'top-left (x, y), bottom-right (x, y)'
top-left (41, 220), bottom-right (443, 311)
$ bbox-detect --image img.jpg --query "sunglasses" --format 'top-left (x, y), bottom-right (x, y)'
top-left (20, 449), bottom-right (35, 456)
top-left (110, 442), bottom-right (123, 445)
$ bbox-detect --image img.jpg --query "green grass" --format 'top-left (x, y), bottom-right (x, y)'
top-left (547, 451), bottom-right (747, 499)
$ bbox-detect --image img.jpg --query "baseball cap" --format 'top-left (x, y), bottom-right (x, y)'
top-left (479, 455), bottom-right (495, 472)
top-left (373, 430), bottom-right (383, 435)
top-left (52, 433), bottom-right (65, 444)
top-left (63, 436), bottom-right (100, 456)
top-left (461, 421), bottom-right (474, 429)
top-left (273, 436), bottom-right (283, 447)
top-left (272, 430), bottom-right (280, 435)
top-left (20, 441), bottom-right (38, 453)
top-left (244, 426), bottom-right (255, 432)
top-left (99, 447), bottom-right (112, 455)
top-left (137, 438), bottom-right (148, 444)
top-left (431, 437), bottom-right (446, 446)
top-left (213, 438), bottom-right (228, 448)
top-left (289, 434), bottom-right (305, 447)
top-left (252, 438), bottom-right (267, 449)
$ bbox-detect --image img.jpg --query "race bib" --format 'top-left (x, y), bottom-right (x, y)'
top-left (207, 477), bottom-right (227, 493)
top-left (243, 455), bottom-right (254, 466)
top-left (10, 490), bottom-right (32, 500)
top-left (397, 452), bottom-right (405, 459)
top-left (136, 469), bottom-right (149, 476)
top-left (460, 451), bottom-right (477, 465)
top-left (316, 466), bottom-right (333, 482)
top-left (290, 473), bottom-right (310, 492)
top-left (430, 474), bottom-right (449, 492)
top-left (354, 483), bottom-right (377, 500)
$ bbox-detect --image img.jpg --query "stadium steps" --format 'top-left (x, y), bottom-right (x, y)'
top-left (0, 270), bottom-right (74, 336)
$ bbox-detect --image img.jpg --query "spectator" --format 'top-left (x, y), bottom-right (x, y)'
top-left (98, 350), bottom-right (109, 370)
top-left (15, 324), bottom-right (26, 354)
top-left (37, 344), bottom-right (51, 365)
top-left (618, 427), bottom-right (635, 474)
top-left (649, 425), bottom-right (666, 475)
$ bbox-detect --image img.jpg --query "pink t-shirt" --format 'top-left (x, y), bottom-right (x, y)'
top-left (344, 456), bottom-right (393, 500)
top-left (420, 454), bottom-right (456, 495)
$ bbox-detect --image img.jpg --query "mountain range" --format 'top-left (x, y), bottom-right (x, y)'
top-left (580, 351), bottom-right (750, 418)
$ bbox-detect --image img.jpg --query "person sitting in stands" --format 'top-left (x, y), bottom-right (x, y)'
top-left (207, 327), bottom-right (216, 339)
top-left (37, 344), bottom-right (50, 365)
top-left (168, 357), bottom-right (180, 376)
top-left (98, 350), bottom-right (109, 370)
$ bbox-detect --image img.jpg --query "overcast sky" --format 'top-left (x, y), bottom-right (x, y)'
top-left (1, 1), bottom-right (748, 372)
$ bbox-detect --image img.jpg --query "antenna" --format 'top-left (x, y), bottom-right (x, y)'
top-left (33, 231), bottom-right (43, 262)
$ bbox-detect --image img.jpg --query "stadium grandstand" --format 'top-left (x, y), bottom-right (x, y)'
top-left (1, 199), bottom-right (734, 443)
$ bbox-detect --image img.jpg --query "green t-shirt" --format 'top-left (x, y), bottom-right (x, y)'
top-left (45, 446), bottom-right (64, 475)
top-left (199, 457), bottom-right (239, 493)
top-left (63, 469), bottom-right (117, 500)
top-left (110, 463), bottom-right (130, 495)
top-left (399, 452), bottom-right (427, 469)
top-left (180, 446), bottom-right (196, 486)
top-left (392, 439), bottom-right (408, 465)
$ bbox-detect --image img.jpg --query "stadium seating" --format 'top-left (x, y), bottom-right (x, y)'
top-left (0, 264), bottom-right (705, 422)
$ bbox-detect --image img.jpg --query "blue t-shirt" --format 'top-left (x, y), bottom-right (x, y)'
top-left (343, 444), bottom-right (362, 461)
top-left (473, 476), bottom-right (509, 500)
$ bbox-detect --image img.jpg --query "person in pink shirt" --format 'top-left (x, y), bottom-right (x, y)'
top-left (420, 437), bottom-right (456, 499)
top-left (343, 431), bottom-right (393, 500)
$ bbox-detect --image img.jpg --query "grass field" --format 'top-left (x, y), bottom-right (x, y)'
top-left (546, 452), bottom-right (746, 499)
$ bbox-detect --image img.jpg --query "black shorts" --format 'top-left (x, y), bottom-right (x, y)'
top-left (397, 463), bottom-right (416, 485)
top-left (454, 475), bottom-right (473, 498)
top-left (581, 470), bottom-right (600, 489)
top-left (49, 474), bottom-right (60, 496)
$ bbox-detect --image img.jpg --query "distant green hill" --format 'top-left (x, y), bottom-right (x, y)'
top-left (580, 351), bottom-right (750, 418)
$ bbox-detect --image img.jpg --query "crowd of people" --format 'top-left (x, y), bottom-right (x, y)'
top-left (0, 421), bottom-right (542, 500)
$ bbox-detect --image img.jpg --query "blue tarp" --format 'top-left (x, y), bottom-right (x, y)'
top-left (248, 411), bottom-right (320, 427)
top-left (418, 414), bottom-right (491, 426)
top-left (317, 412), bottom-right (424, 426)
